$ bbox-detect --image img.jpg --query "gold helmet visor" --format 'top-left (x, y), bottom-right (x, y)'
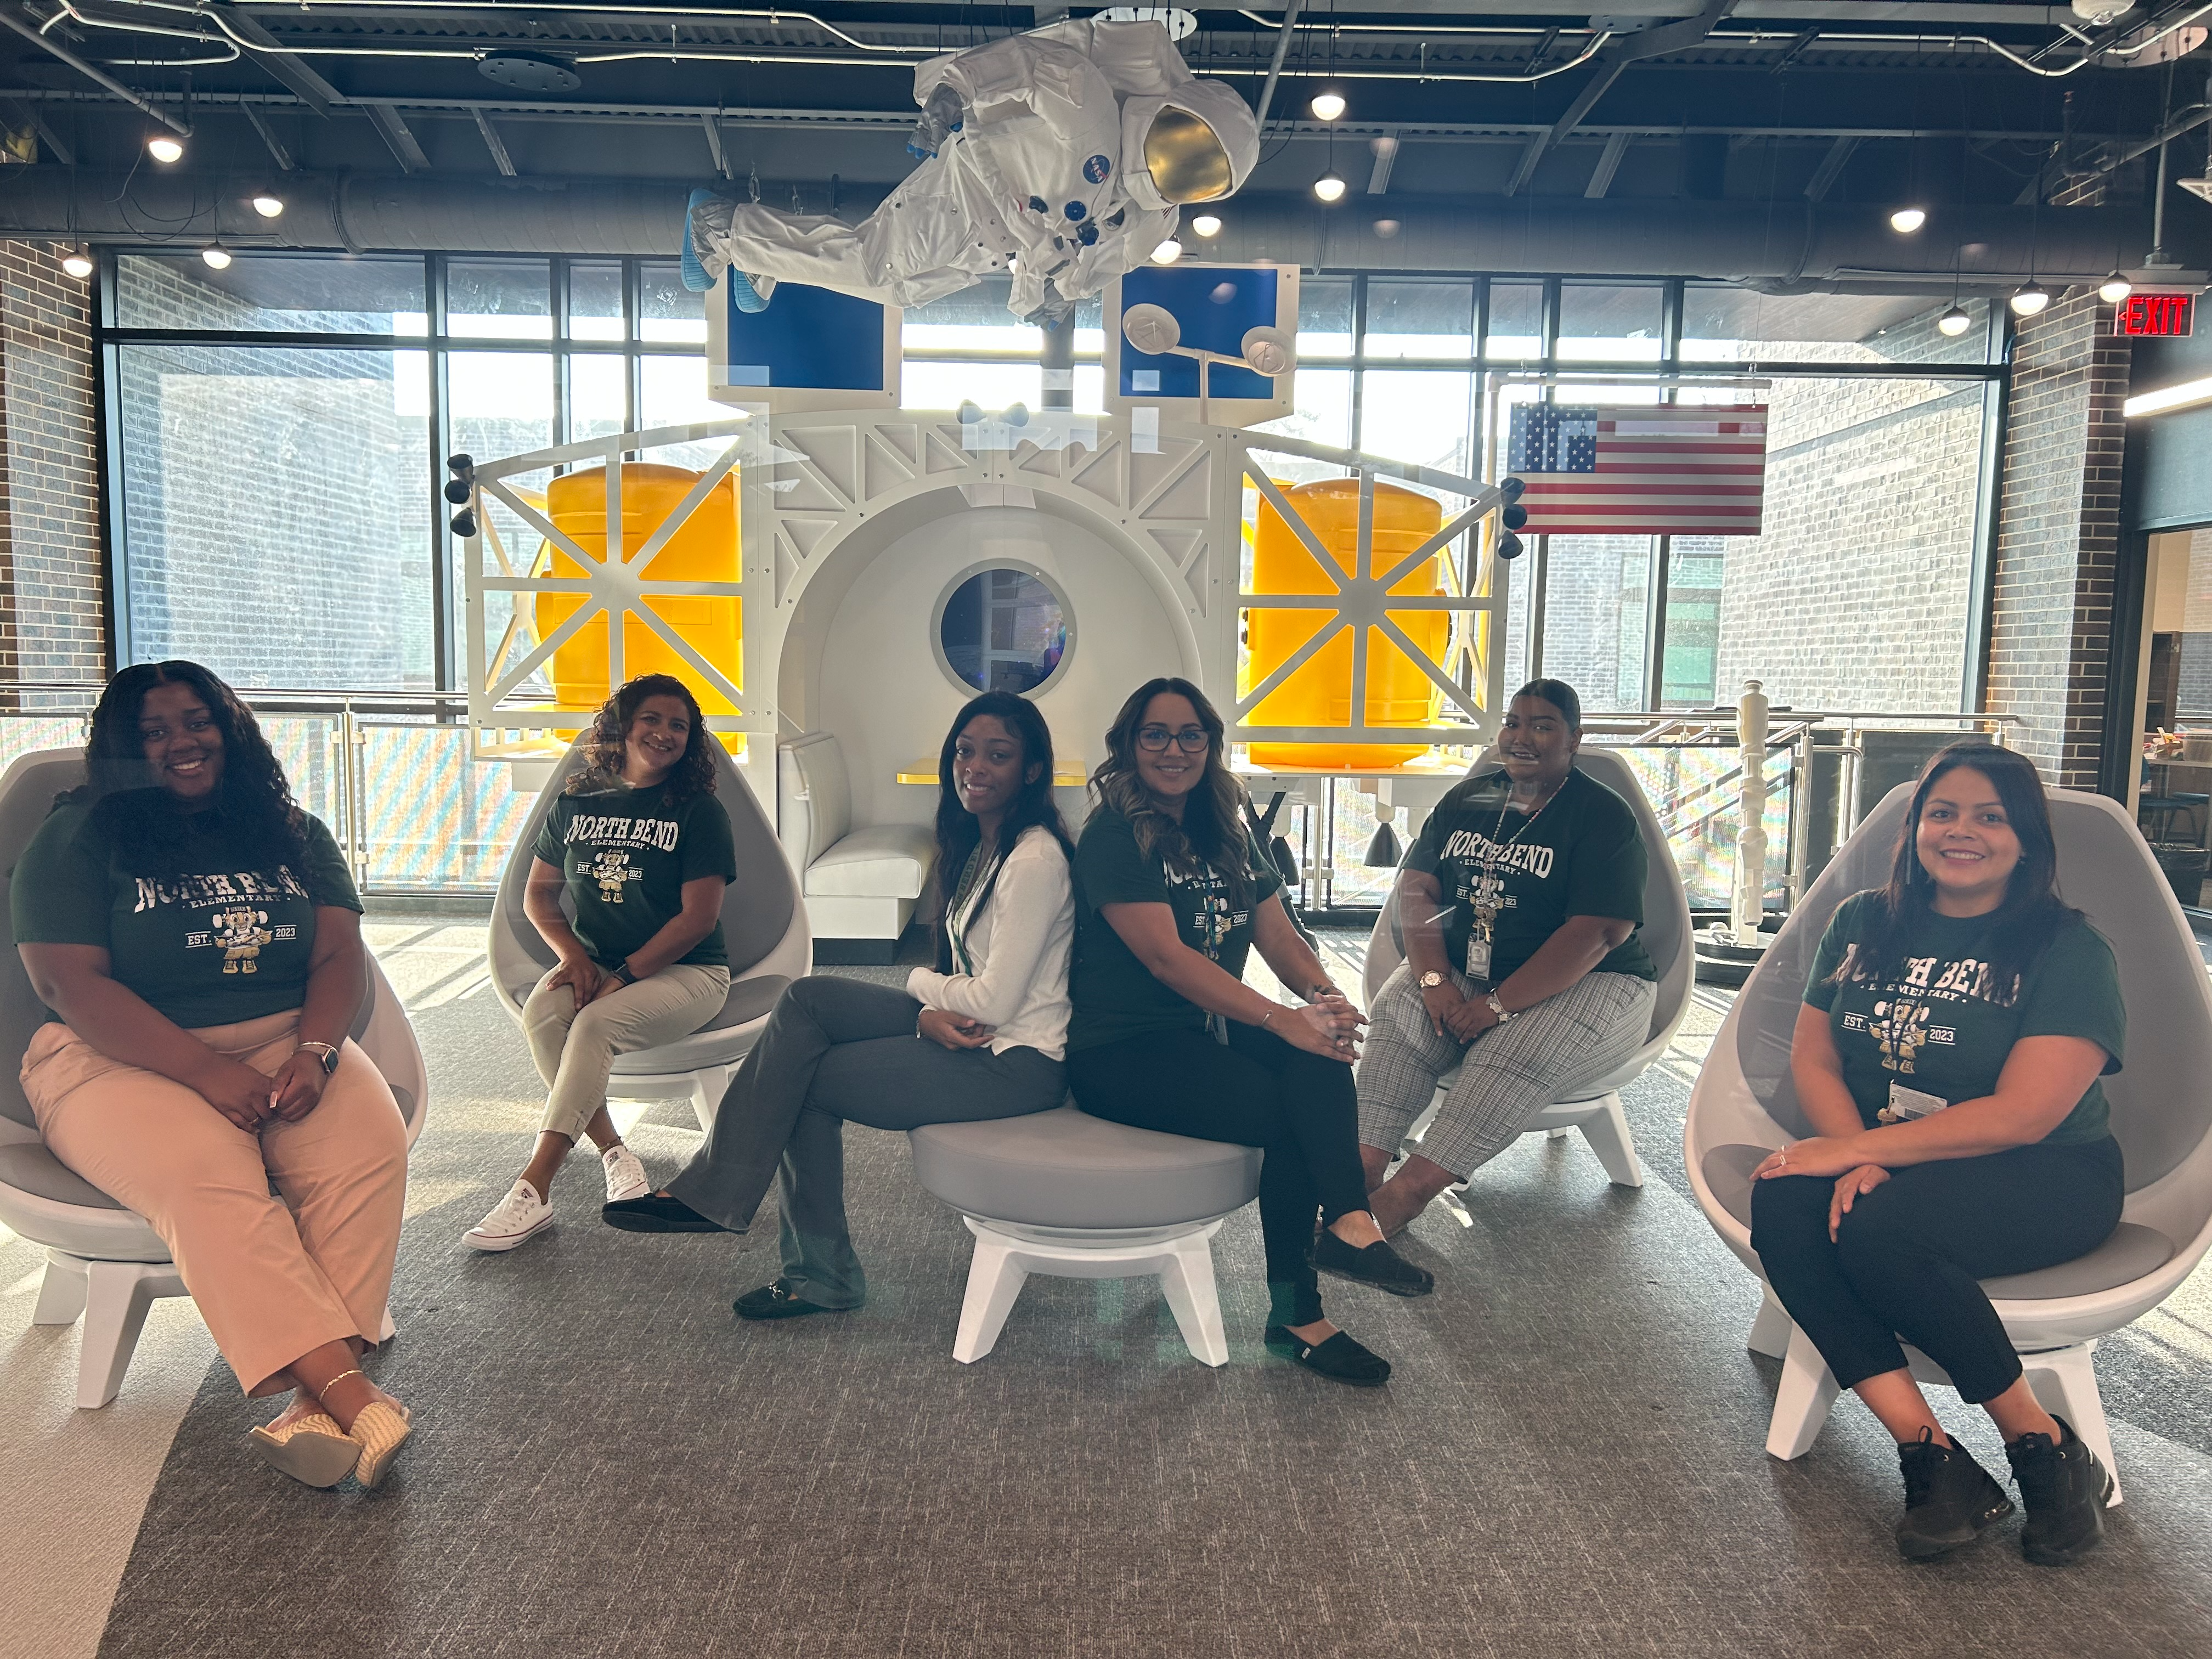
top-left (1144, 106), bottom-right (1234, 205)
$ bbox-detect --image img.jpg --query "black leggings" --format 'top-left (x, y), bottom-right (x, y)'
top-left (1068, 1023), bottom-right (1369, 1329)
top-left (1750, 1136), bottom-right (2124, 1404)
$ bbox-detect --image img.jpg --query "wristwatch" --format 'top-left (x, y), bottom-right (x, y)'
top-left (298, 1041), bottom-right (340, 1075)
top-left (1418, 970), bottom-right (1446, 990)
top-left (609, 961), bottom-right (637, 988)
top-left (1485, 992), bottom-right (1515, 1024)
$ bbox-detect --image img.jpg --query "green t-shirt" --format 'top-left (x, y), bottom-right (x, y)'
top-left (1804, 890), bottom-right (2124, 1146)
top-left (532, 784), bottom-right (736, 970)
top-left (12, 797), bottom-right (361, 1028)
top-left (1402, 766), bottom-right (1655, 987)
top-left (1068, 804), bottom-right (1283, 1052)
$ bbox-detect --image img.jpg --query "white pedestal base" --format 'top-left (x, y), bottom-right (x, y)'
top-left (949, 1216), bottom-right (1233, 1368)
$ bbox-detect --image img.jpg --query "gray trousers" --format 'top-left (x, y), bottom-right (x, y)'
top-left (666, 975), bottom-right (1065, 1308)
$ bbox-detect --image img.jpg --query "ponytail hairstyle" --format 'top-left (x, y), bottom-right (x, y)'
top-left (930, 691), bottom-right (1073, 973)
top-left (1091, 676), bottom-right (1252, 901)
top-left (567, 674), bottom-right (717, 802)
top-left (1835, 740), bottom-right (2079, 1003)
top-left (66, 659), bottom-right (315, 888)
top-left (1512, 676), bottom-right (1583, 732)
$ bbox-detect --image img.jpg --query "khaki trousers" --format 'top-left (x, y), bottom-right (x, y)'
top-left (522, 962), bottom-right (730, 1139)
top-left (22, 1009), bottom-right (409, 1398)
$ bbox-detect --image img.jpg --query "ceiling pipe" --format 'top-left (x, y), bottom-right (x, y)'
top-left (0, 5), bottom-right (188, 133)
top-left (2, 171), bottom-right (2178, 284)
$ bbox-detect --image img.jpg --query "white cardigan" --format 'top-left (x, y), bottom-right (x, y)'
top-left (904, 824), bottom-right (1074, 1061)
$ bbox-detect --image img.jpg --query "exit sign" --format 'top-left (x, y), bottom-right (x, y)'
top-left (2115, 292), bottom-right (2196, 337)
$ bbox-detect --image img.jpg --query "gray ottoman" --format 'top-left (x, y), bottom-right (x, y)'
top-left (907, 1104), bottom-right (1262, 1365)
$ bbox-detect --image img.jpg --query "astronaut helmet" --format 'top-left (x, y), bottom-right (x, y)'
top-left (1122, 80), bottom-right (1260, 212)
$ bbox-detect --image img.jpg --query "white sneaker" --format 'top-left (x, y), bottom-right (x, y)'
top-left (602, 1144), bottom-right (649, 1204)
top-left (464, 1180), bottom-right (554, 1252)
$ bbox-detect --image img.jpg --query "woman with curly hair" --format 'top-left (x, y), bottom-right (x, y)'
top-left (1065, 678), bottom-right (1429, 1388)
top-left (466, 674), bottom-right (736, 1252)
top-left (13, 661), bottom-right (413, 1489)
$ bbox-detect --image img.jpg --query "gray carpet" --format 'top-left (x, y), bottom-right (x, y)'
top-left (94, 941), bottom-right (2212, 1658)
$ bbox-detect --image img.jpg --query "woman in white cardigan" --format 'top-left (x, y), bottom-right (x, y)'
top-left (605, 691), bottom-right (1075, 1321)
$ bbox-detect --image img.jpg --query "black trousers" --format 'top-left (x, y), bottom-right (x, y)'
top-left (1749, 1136), bottom-right (2124, 1404)
top-left (1067, 1023), bottom-right (1369, 1329)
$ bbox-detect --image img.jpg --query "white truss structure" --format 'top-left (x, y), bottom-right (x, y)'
top-left (460, 409), bottom-right (1511, 758)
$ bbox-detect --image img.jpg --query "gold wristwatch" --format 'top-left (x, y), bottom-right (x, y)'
top-left (1418, 970), bottom-right (1446, 989)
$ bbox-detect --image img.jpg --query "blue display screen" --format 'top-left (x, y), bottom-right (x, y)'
top-left (1118, 265), bottom-right (1280, 401)
top-left (720, 281), bottom-right (887, 391)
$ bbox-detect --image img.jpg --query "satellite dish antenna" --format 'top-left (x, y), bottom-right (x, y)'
top-left (1121, 302), bottom-right (1181, 356)
top-left (1239, 325), bottom-right (1295, 377)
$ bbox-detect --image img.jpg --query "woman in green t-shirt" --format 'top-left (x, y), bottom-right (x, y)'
top-left (1751, 741), bottom-right (2123, 1567)
top-left (1065, 678), bottom-right (1431, 1389)
top-left (14, 661), bottom-right (412, 1489)
top-left (466, 674), bottom-right (735, 1252)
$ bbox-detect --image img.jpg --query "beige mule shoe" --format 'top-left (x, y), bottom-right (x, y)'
top-left (249, 1412), bottom-right (362, 1488)
top-left (346, 1400), bottom-right (413, 1489)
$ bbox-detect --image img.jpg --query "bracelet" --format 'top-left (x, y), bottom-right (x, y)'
top-left (322, 1368), bottom-right (366, 1390)
top-left (1260, 1006), bottom-right (1282, 1031)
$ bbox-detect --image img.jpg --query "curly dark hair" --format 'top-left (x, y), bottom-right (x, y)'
top-left (566, 674), bottom-right (718, 800)
top-left (64, 659), bottom-right (315, 886)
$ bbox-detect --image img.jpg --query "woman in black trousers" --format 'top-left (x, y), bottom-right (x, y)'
top-left (1750, 741), bottom-right (2124, 1566)
top-left (1065, 678), bottom-right (1431, 1386)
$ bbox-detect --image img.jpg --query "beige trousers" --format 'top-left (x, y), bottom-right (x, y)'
top-left (22, 1009), bottom-right (409, 1398)
top-left (522, 962), bottom-right (730, 1139)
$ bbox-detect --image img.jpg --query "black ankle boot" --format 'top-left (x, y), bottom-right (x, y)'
top-left (1894, 1429), bottom-right (2013, 1560)
top-left (2006, 1416), bottom-right (2112, 1566)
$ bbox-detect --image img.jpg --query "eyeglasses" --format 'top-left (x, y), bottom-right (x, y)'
top-left (1136, 726), bottom-right (1210, 753)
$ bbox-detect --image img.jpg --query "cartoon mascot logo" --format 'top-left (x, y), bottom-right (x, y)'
top-left (213, 906), bottom-right (272, 974)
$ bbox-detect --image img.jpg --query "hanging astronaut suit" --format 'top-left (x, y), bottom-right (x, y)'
top-left (683, 19), bottom-right (1260, 327)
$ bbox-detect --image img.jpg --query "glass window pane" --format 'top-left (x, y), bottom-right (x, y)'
top-left (640, 262), bottom-right (708, 344)
top-left (116, 344), bottom-right (432, 689)
top-left (1365, 281), bottom-right (1472, 360)
top-left (937, 567), bottom-right (1068, 693)
top-left (1298, 278), bottom-right (1355, 357)
top-left (905, 276), bottom-right (1036, 354)
top-left (1542, 536), bottom-right (1650, 711)
top-left (1360, 370), bottom-right (1473, 477)
top-left (569, 354), bottom-right (629, 445)
top-left (640, 354), bottom-right (741, 471)
top-left (450, 352), bottom-right (554, 687)
top-left (1556, 283), bottom-right (1663, 363)
top-left (568, 261), bottom-right (625, 342)
top-left (1486, 281), bottom-right (1544, 364)
top-left (1660, 538), bottom-right (1725, 709)
top-left (1680, 287), bottom-right (1993, 367)
top-left (448, 259), bottom-right (551, 341)
top-left (115, 252), bottom-right (425, 334)
top-left (1248, 366), bottom-right (1352, 484)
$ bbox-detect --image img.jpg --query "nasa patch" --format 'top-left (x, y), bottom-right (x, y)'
top-left (1082, 153), bottom-right (1113, 184)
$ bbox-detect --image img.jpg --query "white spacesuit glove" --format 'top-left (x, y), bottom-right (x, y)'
top-left (907, 84), bottom-right (966, 160)
top-left (1022, 281), bottom-right (1077, 330)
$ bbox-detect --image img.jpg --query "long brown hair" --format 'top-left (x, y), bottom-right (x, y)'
top-left (567, 674), bottom-right (718, 801)
top-left (1091, 677), bottom-right (1251, 899)
top-left (1834, 740), bottom-right (2080, 1001)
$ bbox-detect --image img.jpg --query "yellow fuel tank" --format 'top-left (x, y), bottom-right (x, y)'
top-left (1245, 477), bottom-right (1448, 769)
top-left (533, 462), bottom-right (743, 755)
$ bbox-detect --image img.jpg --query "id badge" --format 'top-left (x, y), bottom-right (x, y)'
top-left (1465, 935), bottom-right (1492, 980)
top-left (1882, 1081), bottom-right (1947, 1122)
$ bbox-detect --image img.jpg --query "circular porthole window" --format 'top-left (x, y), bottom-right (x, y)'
top-left (931, 560), bottom-right (1075, 697)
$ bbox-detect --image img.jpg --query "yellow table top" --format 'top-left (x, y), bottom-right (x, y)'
top-left (898, 759), bottom-right (1091, 786)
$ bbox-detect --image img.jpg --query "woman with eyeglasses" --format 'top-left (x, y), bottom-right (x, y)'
top-left (1065, 677), bottom-right (1430, 1387)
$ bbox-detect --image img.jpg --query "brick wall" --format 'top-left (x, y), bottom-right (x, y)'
top-left (1982, 290), bottom-right (2130, 786)
top-left (0, 241), bottom-right (105, 693)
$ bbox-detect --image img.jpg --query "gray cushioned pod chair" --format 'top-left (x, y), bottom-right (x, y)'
top-left (0, 749), bottom-right (431, 1409)
top-left (1361, 746), bottom-right (1695, 1202)
top-left (488, 735), bottom-right (810, 1131)
top-left (1686, 774), bottom-right (2212, 1505)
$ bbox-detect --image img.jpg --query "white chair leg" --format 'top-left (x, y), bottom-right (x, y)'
top-left (1747, 1285), bottom-right (1793, 1360)
top-left (689, 1066), bottom-right (731, 1135)
top-left (951, 1227), bottom-right (1031, 1364)
top-left (1575, 1094), bottom-right (1644, 1188)
top-left (1766, 1322), bottom-right (1842, 1460)
top-left (2024, 1342), bottom-right (2123, 1507)
top-left (378, 1306), bottom-right (398, 1344)
top-left (77, 1261), bottom-right (161, 1410)
top-left (32, 1251), bottom-right (88, 1326)
top-left (1433, 1185), bottom-right (1474, 1228)
top-left (1154, 1231), bottom-right (1229, 1368)
top-left (1547, 1126), bottom-right (1572, 1140)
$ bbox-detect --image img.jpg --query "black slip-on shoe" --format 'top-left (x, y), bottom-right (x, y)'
top-left (1311, 1231), bottom-right (1435, 1298)
top-left (1894, 1430), bottom-right (2013, 1560)
top-left (602, 1192), bottom-right (729, 1234)
top-left (734, 1279), bottom-right (847, 1322)
top-left (2007, 1416), bottom-right (2113, 1566)
top-left (1263, 1325), bottom-right (1392, 1386)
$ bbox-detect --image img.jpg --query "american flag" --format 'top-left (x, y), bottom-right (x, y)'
top-left (1505, 403), bottom-right (1769, 537)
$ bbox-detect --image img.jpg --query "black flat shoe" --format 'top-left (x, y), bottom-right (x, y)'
top-left (603, 1193), bottom-right (729, 1233)
top-left (734, 1279), bottom-right (847, 1321)
top-left (1312, 1231), bottom-right (1435, 1297)
top-left (1264, 1325), bottom-right (1392, 1386)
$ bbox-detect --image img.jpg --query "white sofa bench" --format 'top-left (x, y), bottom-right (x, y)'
top-left (778, 731), bottom-right (937, 963)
